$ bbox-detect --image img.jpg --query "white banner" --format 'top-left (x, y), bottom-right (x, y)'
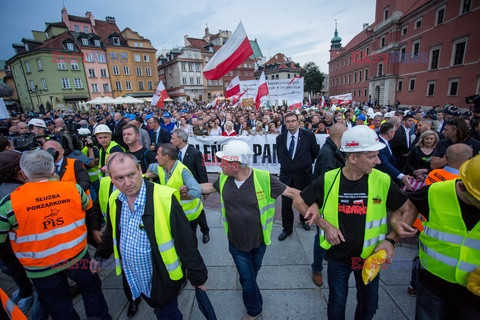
top-left (239, 78), bottom-right (304, 104)
top-left (188, 133), bottom-right (328, 173)
top-left (329, 93), bottom-right (352, 106)
top-left (0, 98), bottom-right (9, 119)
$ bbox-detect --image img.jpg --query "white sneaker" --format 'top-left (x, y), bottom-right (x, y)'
top-left (241, 313), bottom-right (262, 320)
top-left (16, 295), bottom-right (34, 314)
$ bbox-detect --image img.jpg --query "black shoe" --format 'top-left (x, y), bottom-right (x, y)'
top-left (301, 222), bottom-right (311, 231)
top-left (278, 231), bottom-right (292, 241)
top-left (202, 233), bottom-right (210, 244)
top-left (127, 298), bottom-right (141, 317)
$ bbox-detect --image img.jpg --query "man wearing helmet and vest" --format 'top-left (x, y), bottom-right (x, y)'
top-left (94, 124), bottom-right (125, 176)
top-left (201, 140), bottom-right (300, 320)
top-left (0, 150), bottom-right (110, 319)
top-left (90, 152), bottom-right (207, 319)
top-left (294, 125), bottom-right (416, 320)
top-left (406, 154), bottom-right (480, 319)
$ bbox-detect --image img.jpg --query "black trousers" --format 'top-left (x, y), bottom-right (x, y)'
top-left (281, 180), bottom-right (305, 233)
top-left (189, 210), bottom-right (209, 235)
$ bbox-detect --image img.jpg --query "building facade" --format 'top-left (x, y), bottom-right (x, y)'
top-left (254, 53), bottom-right (302, 80)
top-left (328, 0), bottom-right (480, 108)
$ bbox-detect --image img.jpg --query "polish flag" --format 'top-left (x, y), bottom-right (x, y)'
top-left (203, 22), bottom-right (253, 80)
top-left (289, 102), bottom-right (302, 110)
top-left (230, 91), bottom-right (246, 107)
top-left (320, 96), bottom-right (327, 108)
top-left (225, 76), bottom-right (241, 98)
top-left (255, 71), bottom-right (269, 110)
top-left (151, 81), bottom-right (169, 109)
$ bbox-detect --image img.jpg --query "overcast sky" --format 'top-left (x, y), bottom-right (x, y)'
top-left (1, 0), bottom-right (375, 72)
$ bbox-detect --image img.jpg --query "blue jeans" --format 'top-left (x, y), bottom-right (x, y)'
top-left (327, 258), bottom-right (379, 320)
top-left (312, 227), bottom-right (325, 273)
top-left (229, 242), bottom-right (266, 317)
top-left (31, 252), bottom-right (110, 320)
top-left (143, 295), bottom-right (182, 320)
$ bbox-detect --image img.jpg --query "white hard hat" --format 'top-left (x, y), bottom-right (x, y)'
top-left (78, 128), bottom-right (91, 135)
top-left (28, 118), bottom-right (46, 128)
top-left (215, 140), bottom-right (253, 164)
top-left (384, 111), bottom-right (395, 118)
top-left (94, 124), bottom-right (112, 135)
top-left (340, 125), bottom-right (385, 152)
top-left (367, 110), bottom-right (375, 118)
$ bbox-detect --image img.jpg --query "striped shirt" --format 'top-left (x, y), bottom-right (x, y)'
top-left (118, 181), bottom-right (153, 299)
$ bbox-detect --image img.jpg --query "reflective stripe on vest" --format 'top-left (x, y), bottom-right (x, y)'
top-left (158, 161), bottom-right (203, 221)
top-left (320, 168), bottom-right (390, 258)
top-left (9, 181), bottom-right (87, 268)
top-left (419, 179), bottom-right (480, 286)
top-left (0, 288), bottom-right (27, 320)
top-left (82, 146), bottom-right (101, 182)
top-left (99, 141), bottom-right (124, 176)
top-left (108, 184), bottom-right (183, 280)
top-left (219, 168), bottom-right (276, 245)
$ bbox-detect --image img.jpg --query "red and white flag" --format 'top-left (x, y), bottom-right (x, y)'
top-left (255, 71), bottom-right (269, 110)
top-left (225, 76), bottom-right (241, 98)
top-left (151, 81), bottom-right (169, 109)
top-left (203, 22), bottom-right (253, 80)
top-left (289, 102), bottom-right (302, 110)
top-left (320, 96), bottom-right (327, 108)
top-left (287, 75), bottom-right (302, 87)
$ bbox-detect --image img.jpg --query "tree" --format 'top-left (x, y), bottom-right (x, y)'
top-left (300, 62), bottom-right (324, 96)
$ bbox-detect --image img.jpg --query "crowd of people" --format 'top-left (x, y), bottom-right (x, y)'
top-left (0, 98), bottom-right (479, 320)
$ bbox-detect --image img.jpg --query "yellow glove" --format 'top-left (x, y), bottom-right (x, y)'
top-left (466, 268), bottom-right (480, 297)
top-left (362, 250), bottom-right (387, 285)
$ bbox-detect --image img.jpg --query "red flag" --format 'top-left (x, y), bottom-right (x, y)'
top-left (203, 22), bottom-right (253, 80)
top-left (320, 96), bottom-right (327, 108)
top-left (152, 81), bottom-right (169, 109)
top-left (231, 91), bottom-right (246, 107)
top-left (225, 76), bottom-right (241, 98)
top-left (289, 102), bottom-right (302, 110)
top-left (255, 71), bottom-right (269, 110)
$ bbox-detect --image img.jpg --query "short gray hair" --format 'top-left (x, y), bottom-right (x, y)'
top-left (20, 150), bottom-right (54, 179)
top-left (172, 129), bottom-right (188, 142)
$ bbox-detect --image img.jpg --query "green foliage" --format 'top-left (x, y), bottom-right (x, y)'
top-left (300, 62), bottom-right (324, 94)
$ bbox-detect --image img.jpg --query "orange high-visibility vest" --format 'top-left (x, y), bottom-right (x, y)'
top-left (61, 158), bottom-right (92, 210)
top-left (425, 169), bottom-right (459, 186)
top-left (0, 288), bottom-right (27, 320)
top-left (9, 181), bottom-right (87, 269)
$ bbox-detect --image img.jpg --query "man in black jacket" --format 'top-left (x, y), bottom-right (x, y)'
top-left (90, 153), bottom-right (207, 318)
top-left (276, 112), bottom-right (319, 240)
top-left (171, 129), bottom-right (210, 243)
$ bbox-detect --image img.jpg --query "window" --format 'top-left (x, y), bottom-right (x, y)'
top-left (429, 47), bottom-right (441, 70)
top-left (58, 60), bottom-right (67, 70)
top-left (378, 63), bottom-right (383, 76)
top-left (124, 66), bottom-right (130, 75)
top-left (381, 36), bottom-right (386, 47)
top-left (25, 61), bottom-right (31, 73)
top-left (83, 26), bottom-right (88, 33)
top-left (353, 72), bottom-right (357, 83)
top-left (99, 69), bottom-right (106, 77)
top-left (103, 83), bottom-right (111, 92)
top-left (115, 81), bottom-right (122, 91)
top-left (402, 26), bottom-right (408, 35)
top-left (91, 83), bottom-right (99, 93)
top-left (147, 81), bottom-right (153, 90)
top-left (41, 78), bottom-right (48, 90)
top-left (427, 81), bottom-right (436, 96)
top-left (88, 69), bottom-right (96, 77)
top-left (71, 62), bottom-right (79, 70)
top-left (28, 80), bottom-right (35, 91)
top-left (195, 63), bottom-right (201, 71)
top-left (384, 8), bottom-right (389, 20)
top-left (400, 46), bottom-right (406, 62)
top-left (181, 63), bottom-right (186, 71)
top-left (196, 77), bottom-right (201, 85)
top-left (366, 47), bottom-right (369, 56)
top-left (182, 78), bottom-right (187, 85)
top-left (112, 37), bottom-right (120, 45)
top-left (85, 53), bottom-right (94, 63)
top-left (364, 68), bottom-right (368, 81)
top-left (409, 78), bottom-right (416, 91)
top-left (398, 80), bottom-right (403, 91)
top-left (74, 25), bottom-right (80, 32)
top-left (190, 77), bottom-right (194, 85)
top-left (412, 41), bottom-right (420, 57)
top-left (451, 39), bottom-right (467, 66)
top-left (97, 53), bottom-right (106, 63)
top-left (460, 0), bottom-right (472, 14)
top-left (359, 70), bottom-right (362, 82)
top-left (138, 81), bottom-right (144, 91)
top-left (136, 67), bottom-right (142, 76)
top-left (143, 55), bottom-right (149, 62)
top-left (112, 66), bottom-right (119, 75)
top-left (448, 80), bottom-right (459, 96)
top-left (138, 43), bottom-right (143, 47)
top-left (74, 78), bottom-right (83, 89)
top-left (36, 59), bottom-right (43, 71)
top-left (81, 38), bottom-right (89, 46)
top-left (188, 63), bottom-right (194, 71)
top-left (66, 43), bottom-right (74, 51)
top-left (126, 81), bottom-right (132, 90)
top-left (364, 89), bottom-right (367, 97)
top-left (415, 18), bottom-right (422, 29)
top-left (25, 44), bottom-right (29, 51)
top-left (134, 54), bottom-right (141, 62)
top-left (436, 7), bottom-right (445, 25)
top-left (145, 67), bottom-right (151, 76)
top-left (61, 78), bottom-right (71, 89)
top-left (94, 39), bottom-right (101, 47)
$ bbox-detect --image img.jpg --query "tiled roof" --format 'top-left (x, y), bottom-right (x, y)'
top-left (45, 22), bottom-right (67, 28)
top-left (185, 37), bottom-right (209, 52)
top-left (264, 53), bottom-right (300, 69)
top-left (94, 19), bottom-right (127, 47)
top-left (68, 14), bottom-right (90, 23)
top-left (35, 32), bottom-right (76, 51)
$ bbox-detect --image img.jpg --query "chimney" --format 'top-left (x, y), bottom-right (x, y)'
top-left (105, 16), bottom-right (116, 23)
top-left (85, 11), bottom-right (95, 27)
top-left (363, 23), bottom-right (369, 30)
top-left (61, 6), bottom-right (69, 25)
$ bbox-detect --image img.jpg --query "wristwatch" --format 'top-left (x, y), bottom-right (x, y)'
top-left (385, 238), bottom-right (396, 246)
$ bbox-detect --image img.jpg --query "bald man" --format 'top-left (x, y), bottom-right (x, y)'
top-left (425, 143), bottom-right (473, 185)
top-left (311, 123), bottom-right (347, 286)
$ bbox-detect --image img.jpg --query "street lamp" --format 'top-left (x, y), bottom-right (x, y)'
top-left (29, 85), bottom-right (43, 112)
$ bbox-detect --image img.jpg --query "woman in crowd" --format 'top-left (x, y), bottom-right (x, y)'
top-left (222, 121), bottom-right (237, 136)
top-left (405, 130), bottom-right (439, 182)
top-left (178, 115), bottom-right (193, 135)
top-left (238, 122), bottom-right (250, 136)
top-left (251, 121), bottom-right (265, 135)
top-left (208, 119), bottom-right (222, 136)
top-left (267, 123), bottom-right (277, 134)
